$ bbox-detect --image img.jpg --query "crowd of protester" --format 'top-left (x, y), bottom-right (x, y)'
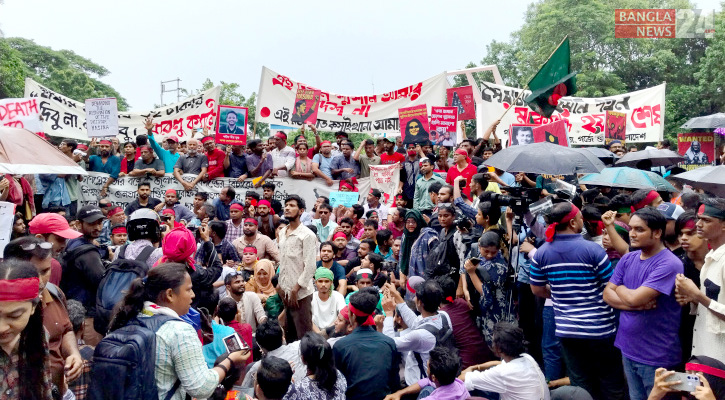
top-left (1, 121), bottom-right (725, 400)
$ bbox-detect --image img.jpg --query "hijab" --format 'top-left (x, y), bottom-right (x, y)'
top-left (398, 209), bottom-right (427, 275)
top-left (252, 259), bottom-right (276, 296)
top-left (155, 227), bottom-right (197, 270)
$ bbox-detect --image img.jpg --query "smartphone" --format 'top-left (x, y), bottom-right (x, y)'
top-left (458, 179), bottom-right (466, 189)
top-left (222, 333), bottom-right (248, 354)
top-left (664, 372), bottom-right (700, 393)
top-left (469, 257), bottom-right (481, 266)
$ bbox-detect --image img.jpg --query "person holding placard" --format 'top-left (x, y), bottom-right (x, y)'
top-left (87, 138), bottom-right (120, 198)
top-left (353, 139), bottom-right (380, 178)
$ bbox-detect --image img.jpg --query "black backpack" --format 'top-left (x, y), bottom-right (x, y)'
top-left (413, 316), bottom-right (456, 379)
top-left (424, 230), bottom-right (458, 279)
top-left (89, 315), bottom-right (181, 400)
top-left (94, 244), bottom-right (155, 335)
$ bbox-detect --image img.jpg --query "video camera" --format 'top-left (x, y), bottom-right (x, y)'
top-left (488, 187), bottom-right (542, 216)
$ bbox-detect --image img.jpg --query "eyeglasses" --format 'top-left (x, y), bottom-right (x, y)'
top-left (20, 242), bottom-right (53, 251)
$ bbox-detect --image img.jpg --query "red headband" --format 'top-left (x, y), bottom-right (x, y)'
top-left (332, 232), bottom-right (347, 241)
top-left (275, 132), bottom-right (287, 140)
top-left (244, 218), bottom-right (258, 226)
top-left (348, 302), bottom-right (375, 326)
top-left (140, 145), bottom-right (152, 153)
top-left (545, 204), bottom-right (580, 242)
top-left (230, 203), bottom-right (245, 212)
top-left (455, 149), bottom-right (472, 163)
top-left (165, 189), bottom-right (177, 197)
top-left (321, 140), bottom-right (332, 146)
top-left (108, 207), bottom-right (123, 217)
top-left (683, 219), bottom-right (697, 231)
top-left (340, 180), bottom-right (354, 191)
top-left (111, 226), bottom-right (127, 234)
top-left (200, 136), bottom-right (214, 143)
top-left (633, 191), bottom-right (659, 211)
top-left (686, 363), bottom-right (725, 380)
top-left (0, 277), bottom-right (40, 302)
top-left (258, 200), bottom-right (271, 208)
top-left (243, 246), bottom-right (258, 254)
top-left (99, 140), bottom-right (112, 146)
top-left (339, 306), bottom-right (350, 322)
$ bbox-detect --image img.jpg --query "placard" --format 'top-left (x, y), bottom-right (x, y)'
top-left (508, 124), bottom-right (537, 146)
top-left (291, 89), bottom-right (321, 125)
top-left (0, 202), bottom-right (15, 255)
top-left (447, 86), bottom-right (475, 120)
top-left (215, 105), bottom-right (248, 145)
top-left (532, 120), bottom-right (570, 146)
top-left (678, 132), bottom-right (715, 170)
top-left (85, 98), bottom-right (119, 138)
top-left (0, 98), bottom-right (43, 135)
top-left (430, 106), bottom-right (458, 147)
top-left (329, 191), bottom-right (360, 208)
top-left (605, 111), bottom-right (627, 146)
top-left (398, 104), bottom-right (430, 144)
top-left (369, 163), bottom-right (401, 207)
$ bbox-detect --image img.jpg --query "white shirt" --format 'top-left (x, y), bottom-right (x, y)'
top-left (241, 341), bottom-right (306, 387)
top-left (363, 202), bottom-right (389, 220)
top-left (278, 224), bottom-right (318, 300)
top-left (692, 244), bottom-right (725, 363)
top-left (311, 291), bottom-right (346, 330)
top-left (271, 145), bottom-right (296, 176)
top-left (465, 354), bottom-right (550, 400)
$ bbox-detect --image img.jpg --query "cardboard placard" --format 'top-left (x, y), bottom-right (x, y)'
top-left (430, 106), bottom-right (458, 147)
top-left (447, 86), bottom-right (475, 120)
top-left (291, 89), bottom-right (321, 125)
top-left (215, 105), bottom-right (248, 145)
top-left (678, 132), bottom-right (715, 170)
top-left (0, 98), bottom-right (43, 135)
top-left (85, 97), bottom-right (119, 137)
top-left (398, 104), bottom-right (429, 144)
top-left (329, 191), bottom-right (360, 208)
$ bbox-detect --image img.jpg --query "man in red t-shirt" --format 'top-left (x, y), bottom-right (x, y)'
top-left (201, 136), bottom-right (227, 180)
top-left (380, 137), bottom-right (405, 165)
top-left (446, 149), bottom-right (477, 198)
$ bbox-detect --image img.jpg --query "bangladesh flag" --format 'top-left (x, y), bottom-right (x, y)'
top-left (524, 37), bottom-right (578, 118)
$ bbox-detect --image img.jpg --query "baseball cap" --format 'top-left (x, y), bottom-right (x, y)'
top-left (370, 189), bottom-right (382, 198)
top-left (657, 203), bottom-right (685, 221)
top-left (77, 205), bottom-right (105, 223)
top-left (28, 213), bottom-right (82, 239)
top-left (165, 136), bottom-right (179, 143)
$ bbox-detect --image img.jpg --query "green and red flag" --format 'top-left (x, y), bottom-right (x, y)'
top-left (524, 37), bottom-right (578, 118)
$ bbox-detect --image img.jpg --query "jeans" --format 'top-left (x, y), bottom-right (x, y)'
top-left (417, 386), bottom-right (435, 399)
top-left (622, 357), bottom-right (662, 400)
top-left (560, 336), bottom-right (627, 400)
top-left (542, 306), bottom-right (565, 381)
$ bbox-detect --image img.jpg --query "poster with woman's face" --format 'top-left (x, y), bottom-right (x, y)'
top-left (398, 104), bottom-right (430, 144)
top-left (509, 124), bottom-right (536, 146)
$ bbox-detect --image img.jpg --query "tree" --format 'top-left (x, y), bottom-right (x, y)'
top-left (0, 39), bottom-right (27, 99)
top-left (1, 37), bottom-right (129, 110)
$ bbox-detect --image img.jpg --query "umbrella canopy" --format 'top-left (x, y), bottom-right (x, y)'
top-left (670, 165), bottom-right (725, 197)
top-left (680, 113), bottom-right (725, 129)
top-left (579, 167), bottom-right (677, 192)
top-left (485, 142), bottom-right (606, 175)
top-left (0, 127), bottom-right (87, 175)
top-left (615, 147), bottom-right (684, 168)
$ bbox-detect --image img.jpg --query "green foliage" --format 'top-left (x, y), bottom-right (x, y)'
top-left (0, 40), bottom-right (27, 99)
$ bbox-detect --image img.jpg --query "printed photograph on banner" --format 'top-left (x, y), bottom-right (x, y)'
top-left (447, 86), bottom-right (475, 120)
top-left (508, 124), bottom-right (536, 146)
top-left (291, 89), bottom-right (320, 125)
top-left (85, 97), bottom-right (119, 138)
top-left (677, 132), bottom-right (715, 170)
top-left (398, 104), bottom-right (430, 144)
top-left (605, 111), bottom-right (627, 146)
top-left (215, 105), bottom-right (248, 145)
top-left (429, 106), bottom-right (458, 147)
top-left (532, 120), bottom-right (569, 147)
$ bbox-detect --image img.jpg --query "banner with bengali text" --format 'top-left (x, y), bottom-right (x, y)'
top-left (478, 81), bottom-right (665, 146)
top-left (24, 78), bottom-right (220, 143)
top-left (256, 66), bottom-right (447, 135)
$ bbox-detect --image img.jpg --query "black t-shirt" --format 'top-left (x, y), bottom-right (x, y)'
top-left (124, 197), bottom-right (162, 216)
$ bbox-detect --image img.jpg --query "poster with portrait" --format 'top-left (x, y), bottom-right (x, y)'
top-left (605, 111), bottom-right (627, 146)
top-left (532, 120), bottom-right (570, 147)
top-left (291, 88), bottom-right (321, 125)
top-left (215, 105), bottom-right (248, 145)
top-left (429, 106), bottom-right (458, 147)
top-left (447, 86), bottom-right (475, 120)
top-left (677, 132), bottom-right (715, 170)
top-left (398, 104), bottom-right (430, 144)
top-left (508, 124), bottom-right (537, 146)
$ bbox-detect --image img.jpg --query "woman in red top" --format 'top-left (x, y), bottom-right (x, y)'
top-left (445, 149), bottom-right (477, 198)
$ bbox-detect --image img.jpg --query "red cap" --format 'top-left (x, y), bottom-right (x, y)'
top-left (165, 136), bottom-right (179, 143)
top-left (200, 136), bottom-right (214, 144)
top-left (28, 213), bottom-right (82, 239)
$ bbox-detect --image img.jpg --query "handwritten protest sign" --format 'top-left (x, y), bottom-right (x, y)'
top-left (399, 104), bottom-right (430, 144)
top-left (430, 106), bottom-right (458, 147)
top-left (0, 202), bottom-right (14, 255)
top-left (447, 86), bottom-right (475, 120)
top-left (369, 163), bottom-right (400, 207)
top-left (215, 105), bottom-right (248, 145)
top-left (329, 191), bottom-right (360, 208)
top-left (605, 111), bottom-right (627, 146)
top-left (0, 98), bottom-right (43, 135)
top-left (85, 98), bottom-right (119, 138)
top-left (291, 89), bottom-right (321, 125)
top-left (678, 132), bottom-right (715, 170)
top-left (533, 120), bottom-right (570, 147)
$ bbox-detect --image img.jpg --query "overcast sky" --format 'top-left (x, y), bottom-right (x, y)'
top-left (2, 0), bottom-right (721, 111)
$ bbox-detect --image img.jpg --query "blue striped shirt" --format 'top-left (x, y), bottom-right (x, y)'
top-left (530, 234), bottom-right (616, 339)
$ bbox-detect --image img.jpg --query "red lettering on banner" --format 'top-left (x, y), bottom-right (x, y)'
top-left (272, 75), bottom-right (294, 90)
top-left (581, 114), bottom-right (605, 134)
top-left (320, 101), bottom-right (344, 116)
top-left (631, 104), bottom-right (661, 129)
top-left (352, 105), bottom-right (371, 118)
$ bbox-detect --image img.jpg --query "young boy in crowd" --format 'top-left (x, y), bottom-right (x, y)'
top-left (359, 219), bottom-right (379, 241)
top-left (346, 238), bottom-right (376, 285)
top-left (384, 346), bottom-right (468, 400)
top-left (375, 229), bottom-right (395, 262)
top-left (311, 268), bottom-right (346, 334)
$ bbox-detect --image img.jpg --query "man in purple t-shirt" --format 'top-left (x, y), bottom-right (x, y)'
top-left (604, 208), bottom-right (683, 400)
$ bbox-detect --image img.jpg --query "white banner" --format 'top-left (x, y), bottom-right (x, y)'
top-left (78, 172), bottom-right (374, 212)
top-left (478, 82), bottom-right (666, 145)
top-left (0, 97), bottom-right (43, 134)
top-left (24, 78), bottom-right (221, 142)
top-left (256, 66), bottom-right (448, 135)
top-left (369, 163), bottom-right (401, 207)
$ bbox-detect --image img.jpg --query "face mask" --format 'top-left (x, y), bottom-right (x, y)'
top-left (407, 150), bottom-right (417, 156)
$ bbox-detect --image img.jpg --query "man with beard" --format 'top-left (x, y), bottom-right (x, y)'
top-left (124, 181), bottom-right (162, 216)
top-left (145, 117), bottom-right (181, 173)
top-left (219, 110), bottom-right (245, 134)
top-left (61, 205), bottom-right (108, 346)
top-left (245, 139), bottom-right (274, 187)
top-left (213, 186), bottom-right (242, 221)
top-left (154, 188), bottom-right (195, 223)
top-left (256, 200), bottom-right (280, 240)
top-left (330, 141), bottom-right (360, 180)
top-left (364, 189), bottom-right (388, 220)
top-left (312, 140), bottom-right (335, 186)
top-left (685, 140), bottom-right (710, 164)
top-left (317, 241), bottom-right (347, 296)
top-left (270, 132), bottom-right (296, 178)
top-left (278, 195), bottom-right (318, 341)
top-left (232, 217), bottom-right (280, 263)
top-left (173, 138), bottom-right (208, 191)
top-left (221, 269), bottom-right (268, 331)
top-left (380, 137), bottom-right (406, 165)
top-left (87, 139), bottom-right (120, 198)
top-left (129, 145), bottom-right (165, 177)
top-left (200, 136), bottom-right (226, 180)
top-left (224, 144), bottom-right (248, 180)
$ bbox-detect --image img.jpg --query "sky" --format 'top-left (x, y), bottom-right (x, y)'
top-left (1, 0), bottom-right (722, 112)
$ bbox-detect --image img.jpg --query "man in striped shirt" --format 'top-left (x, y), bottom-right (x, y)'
top-left (530, 202), bottom-right (626, 400)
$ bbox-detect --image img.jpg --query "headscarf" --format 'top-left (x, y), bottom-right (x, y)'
top-left (252, 259), bottom-right (276, 296)
top-left (155, 227), bottom-right (197, 270)
top-left (454, 149), bottom-right (471, 164)
top-left (399, 209), bottom-right (427, 275)
top-left (315, 267), bottom-right (335, 281)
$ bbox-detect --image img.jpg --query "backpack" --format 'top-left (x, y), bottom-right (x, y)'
top-left (413, 315), bottom-right (456, 379)
top-left (94, 244), bottom-right (155, 335)
top-left (424, 230), bottom-right (458, 279)
top-left (89, 315), bottom-right (181, 400)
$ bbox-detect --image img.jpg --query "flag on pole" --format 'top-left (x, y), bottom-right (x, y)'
top-left (524, 37), bottom-right (578, 118)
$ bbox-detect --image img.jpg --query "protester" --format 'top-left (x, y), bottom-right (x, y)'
top-left (220, 272), bottom-right (267, 331)
top-left (254, 356), bottom-right (294, 400)
top-left (354, 138), bottom-right (380, 178)
top-left (87, 138), bottom-right (121, 198)
top-left (331, 141), bottom-right (360, 180)
top-left (200, 136), bottom-right (226, 180)
top-left (242, 319), bottom-right (306, 386)
top-left (173, 138), bottom-right (208, 191)
top-left (312, 267), bottom-right (347, 333)
top-left (446, 149), bottom-right (477, 199)
top-left (284, 332), bottom-right (348, 400)
top-left (246, 139), bottom-right (274, 186)
top-left (384, 346), bottom-right (470, 400)
top-left (129, 145), bottom-right (165, 177)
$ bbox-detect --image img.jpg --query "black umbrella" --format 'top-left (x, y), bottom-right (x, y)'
top-left (484, 142), bottom-right (606, 175)
top-left (670, 165), bottom-right (725, 197)
top-left (680, 113), bottom-right (725, 129)
top-left (615, 147), bottom-right (684, 168)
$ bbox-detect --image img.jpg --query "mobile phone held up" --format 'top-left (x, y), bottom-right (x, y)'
top-left (222, 333), bottom-right (248, 354)
top-left (664, 372), bottom-right (700, 393)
